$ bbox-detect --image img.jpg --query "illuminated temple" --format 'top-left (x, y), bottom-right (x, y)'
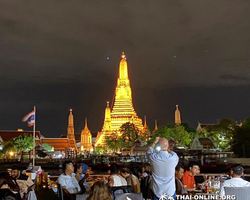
top-left (95, 52), bottom-right (143, 146)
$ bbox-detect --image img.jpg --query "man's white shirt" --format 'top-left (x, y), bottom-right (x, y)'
top-left (220, 177), bottom-right (250, 196)
top-left (57, 173), bottom-right (81, 194)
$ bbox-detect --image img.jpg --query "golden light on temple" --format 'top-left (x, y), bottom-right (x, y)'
top-left (95, 52), bottom-right (143, 146)
top-left (175, 105), bottom-right (181, 125)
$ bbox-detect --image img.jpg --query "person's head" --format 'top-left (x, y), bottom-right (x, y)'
top-left (131, 166), bottom-right (142, 178)
top-left (143, 163), bottom-right (152, 175)
top-left (0, 172), bottom-right (19, 191)
top-left (62, 160), bottom-right (74, 175)
top-left (74, 162), bottom-right (83, 174)
top-left (11, 165), bottom-right (21, 179)
top-left (87, 181), bottom-right (112, 200)
top-left (110, 163), bottom-right (119, 175)
top-left (120, 168), bottom-right (132, 178)
top-left (175, 164), bottom-right (185, 180)
top-left (159, 137), bottom-right (169, 150)
top-left (232, 165), bottom-right (244, 177)
top-left (188, 161), bottom-right (199, 176)
top-left (229, 164), bottom-right (242, 177)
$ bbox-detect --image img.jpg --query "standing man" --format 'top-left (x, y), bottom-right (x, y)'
top-left (146, 137), bottom-right (179, 200)
top-left (57, 160), bottom-right (81, 200)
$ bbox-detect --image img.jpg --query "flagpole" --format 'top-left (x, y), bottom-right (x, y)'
top-left (33, 106), bottom-right (36, 167)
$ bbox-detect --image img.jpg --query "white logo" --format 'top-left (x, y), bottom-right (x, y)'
top-left (159, 193), bottom-right (174, 200)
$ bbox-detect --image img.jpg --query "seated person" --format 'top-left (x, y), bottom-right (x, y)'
top-left (57, 160), bottom-right (82, 200)
top-left (225, 164), bottom-right (245, 180)
top-left (182, 161), bottom-right (199, 191)
top-left (175, 163), bottom-right (188, 195)
top-left (86, 181), bottom-right (112, 200)
top-left (220, 165), bottom-right (250, 197)
top-left (194, 166), bottom-right (208, 189)
top-left (120, 168), bottom-right (140, 193)
top-left (0, 172), bottom-right (21, 200)
top-left (11, 165), bottom-right (35, 200)
top-left (107, 163), bottom-right (127, 187)
top-left (74, 162), bottom-right (89, 193)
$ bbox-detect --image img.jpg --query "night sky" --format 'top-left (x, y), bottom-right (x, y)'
top-left (0, 1), bottom-right (250, 138)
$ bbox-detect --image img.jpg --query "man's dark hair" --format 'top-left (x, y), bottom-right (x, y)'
top-left (175, 163), bottom-right (184, 171)
top-left (74, 162), bottom-right (81, 173)
top-left (188, 161), bottom-right (199, 169)
top-left (62, 160), bottom-right (73, 172)
top-left (11, 165), bottom-right (20, 171)
top-left (232, 165), bottom-right (244, 176)
top-left (110, 163), bottom-right (119, 174)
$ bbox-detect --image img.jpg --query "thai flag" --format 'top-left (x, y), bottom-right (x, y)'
top-left (22, 110), bottom-right (35, 127)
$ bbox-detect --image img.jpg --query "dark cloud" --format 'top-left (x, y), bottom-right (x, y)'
top-left (0, 0), bottom-right (250, 137)
top-left (220, 74), bottom-right (250, 81)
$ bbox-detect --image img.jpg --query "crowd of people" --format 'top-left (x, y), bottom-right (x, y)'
top-left (1, 137), bottom-right (250, 200)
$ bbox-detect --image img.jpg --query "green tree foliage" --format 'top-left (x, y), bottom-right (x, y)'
top-left (105, 122), bottom-right (141, 152)
top-left (43, 143), bottom-right (54, 151)
top-left (13, 134), bottom-right (33, 152)
top-left (37, 150), bottom-right (47, 158)
top-left (150, 125), bottom-right (192, 147)
top-left (120, 122), bottom-right (140, 142)
top-left (203, 118), bottom-right (236, 151)
top-left (94, 146), bottom-right (106, 154)
top-left (232, 117), bottom-right (250, 157)
top-left (105, 133), bottom-right (126, 153)
top-left (1, 140), bottom-right (15, 158)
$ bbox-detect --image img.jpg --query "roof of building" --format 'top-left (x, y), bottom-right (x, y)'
top-left (190, 137), bottom-right (216, 150)
top-left (0, 130), bottom-right (42, 143)
top-left (41, 138), bottom-right (77, 151)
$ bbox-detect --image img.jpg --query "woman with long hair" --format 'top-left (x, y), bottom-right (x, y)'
top-left (0, 172), bottom-right (21, 200)
top-left (86, 181), bottom-right (112, 200)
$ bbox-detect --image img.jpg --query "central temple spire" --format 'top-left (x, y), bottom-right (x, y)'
top-left (118, 52), bottom-right (129, 81)
top-left (95, 52), bottom-right (143, 146)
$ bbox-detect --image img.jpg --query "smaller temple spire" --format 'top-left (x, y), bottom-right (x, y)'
top-left (67, 108), bottom-right (75, 140)
top-left (175, 105), bottom-right (181, 125)
top-left (154, 119), bottom-right (158, 131)
top-left (144, 115), bottom-right (147, 128)
top-left (68, 109), bottom-right (73, 126)
top-left (83, 117), bottom-right (89, 131)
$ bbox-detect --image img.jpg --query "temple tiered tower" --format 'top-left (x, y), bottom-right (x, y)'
top-left (95, 52), bottom-right (143, 146)
top-left (175, 105), bottom-right (181, 125)
top-left (80, 118), bottom-right (92, 151)
top-left (67, 109), bottom-right (75, 140)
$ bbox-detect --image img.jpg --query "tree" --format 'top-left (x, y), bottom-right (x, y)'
top-left (203, 118), bottom-right (236, 151)
top-left (37, 150), bottom-right (47, 158)
top-left (120, 122), bottom-right (140, 143)
top-left (94, 146), bottom-right (106, 154)
top-left (105, 133), bottom-right (126, 153)
top-left (1, 140), bottom-right (15, 158)
top-left (13, 134), bottom-right (33, 160)
top-left (150, 125), bottom-right (192, 147)
top-left (232, 117), bottom-right (250, 157)
top-left (43, 143), bottom-right (54, 151)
